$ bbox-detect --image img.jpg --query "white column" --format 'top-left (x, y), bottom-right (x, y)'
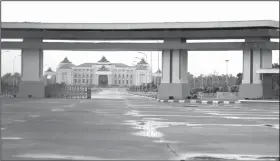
top-left (180, 49), bottom-right (188, 83)
top-left (95, 74), bottom-right (98, 85)
top-left (161, 50), bottom-right (171, 83)
top-left (21, 39), bottom-right (43, 81)
top-left (261, 49), bottom-right (272, 69)
top-left (242, 48), bottom-right (251, 84)
top-left (108, 75), bottom-right (112, 85)
top-left (0, 52), bottom-right (2, 94)
top-left (243, 38), bottom-right (272, 84)
top-left (0, 7), bottom-right (2, 94)
top-left (163, 38), bottom-right (188, 84)
top-left (172, 50), bottom-right (180, 83)
top-left (252, 49), bottom-right (262, 84)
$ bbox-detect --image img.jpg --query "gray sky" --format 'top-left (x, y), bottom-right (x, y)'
top-left (1, 1), bottom-right (279, 77)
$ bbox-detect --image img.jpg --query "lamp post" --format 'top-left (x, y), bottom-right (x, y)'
top-left (13, 55), bottom-right (21, 87)
top-left (225, 60), bottom-right (229, 84)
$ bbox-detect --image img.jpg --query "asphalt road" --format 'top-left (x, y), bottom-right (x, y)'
top-left (1, 88), bottom-right (279, 160)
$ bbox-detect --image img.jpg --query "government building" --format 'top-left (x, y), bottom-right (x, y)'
top-left (45, 56), bottom-right (162, 87)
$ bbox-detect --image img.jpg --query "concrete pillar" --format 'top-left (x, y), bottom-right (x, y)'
top-left (239, 38), bottom-right (273, 99)
top-left (17, 39), bottom-right (45, 98)
top-left (158, 39), bottom-right (191, 100)
top-left (0, 52), bottom-right (2, 95)
top-left (108, 75), bottom-right (112, 86)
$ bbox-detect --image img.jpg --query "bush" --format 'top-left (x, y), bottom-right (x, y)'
top-left (230, 85), bottom-right (239, 92)
top-left (220, 84), bottom-right (230, 92)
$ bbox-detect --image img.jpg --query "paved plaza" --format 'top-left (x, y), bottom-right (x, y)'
top-left (1, 88), bottom-right (279, 160)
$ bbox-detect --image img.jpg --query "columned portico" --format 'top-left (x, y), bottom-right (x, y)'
top-left (17, 39), bottom-right (45, 98)
top-left (158, 39), bottom-right (191, 100)
top-left (239, 38), bottom-right (273, 99)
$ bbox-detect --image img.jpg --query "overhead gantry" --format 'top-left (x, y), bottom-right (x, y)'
top-left (1, 20), bottom-right (279, 99)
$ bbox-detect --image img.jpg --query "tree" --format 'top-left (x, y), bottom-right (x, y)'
top-left (236, 73), bottom-right (243, 85)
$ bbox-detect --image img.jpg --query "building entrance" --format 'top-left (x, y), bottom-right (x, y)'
top-left (98, 75), bottom-right (108, 87)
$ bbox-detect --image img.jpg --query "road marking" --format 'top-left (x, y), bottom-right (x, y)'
top-left (15, 154), bottom-right (102, 160)
top-left (223, 116), bottom-right (279, 120)
top-left (13, 120), bottom-right (26, 122)
top-left (2, 137), bottom-right (22, 140)
top-left (153, 140), bottom-right (181, 143)
top-left (175, 153), bottom-right (279, 161)
top-left (51, 109), bottom-right (65, 112)
top-left (28, 115), bottom-right (41, 118)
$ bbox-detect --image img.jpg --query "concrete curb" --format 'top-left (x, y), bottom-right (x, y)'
top-left (157, 99), bottom-right (241, 104)
top-left (128, 92), bottom-right (278, 104)
top-left (239, 100), bottom-right (279, 103)
top-left (128, 92), bottom-right (241, 104)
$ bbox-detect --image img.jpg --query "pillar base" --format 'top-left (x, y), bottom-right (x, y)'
top-left (17, 81), bottom-right (45, 98)
top-left (158, 83), bottom-right (191, 100)
top-left (238, 83), bottom-right (263, 99)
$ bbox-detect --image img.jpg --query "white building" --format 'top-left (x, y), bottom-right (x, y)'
top-left (45, 56), bottom-right (161, 87)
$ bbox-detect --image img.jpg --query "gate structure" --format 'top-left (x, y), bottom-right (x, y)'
top-left (45, 84), bottom-right (92, 99)
top-left (1, 20), bottom-right (279, 99)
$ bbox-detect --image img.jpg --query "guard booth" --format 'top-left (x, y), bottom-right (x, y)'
top-left (256, 68), bottom-right (280, 99)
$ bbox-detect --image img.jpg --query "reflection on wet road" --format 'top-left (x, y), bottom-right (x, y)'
top-left (1, 88), bottom-right (279, 160)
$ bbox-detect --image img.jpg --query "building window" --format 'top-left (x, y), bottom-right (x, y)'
top-left (126, 80), bottom-right (128, 84)
top-left (130, 80), bottom-right (133, 84)
top-left (115, 80), bottom-right (117, 84)
top-left (119, 80), bottom-right (121, 84)
top-left (122, 80), bottom-right (124, 84)
top-left (74, 74), bottom-right (77, 78)
top-left (82, 79), bottom-right (85, 83)
top-left (74, 79), bottom-right (77, 84)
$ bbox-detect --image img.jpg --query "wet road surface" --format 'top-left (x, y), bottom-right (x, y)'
top-left (1, 88), bottom-right (279, 160)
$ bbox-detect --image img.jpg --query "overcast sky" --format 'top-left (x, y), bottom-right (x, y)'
top-left (1, 1), bottom-right (279, 77)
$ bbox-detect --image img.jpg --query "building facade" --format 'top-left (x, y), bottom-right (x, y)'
top-left (45, 56), bottom-right (161, 87)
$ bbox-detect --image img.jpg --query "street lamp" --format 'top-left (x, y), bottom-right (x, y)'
top-left (225, 60), bottom-right (229, 84)
top-left (13, 55), bottom-right (21, 87)
top-left (157, 41), bottom-right (160, 72)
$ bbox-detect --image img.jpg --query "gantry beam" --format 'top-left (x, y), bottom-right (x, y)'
top-left (1, 41), bottom-right (279, 51)
top-left (1, 29), bottom-right (279, 40)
